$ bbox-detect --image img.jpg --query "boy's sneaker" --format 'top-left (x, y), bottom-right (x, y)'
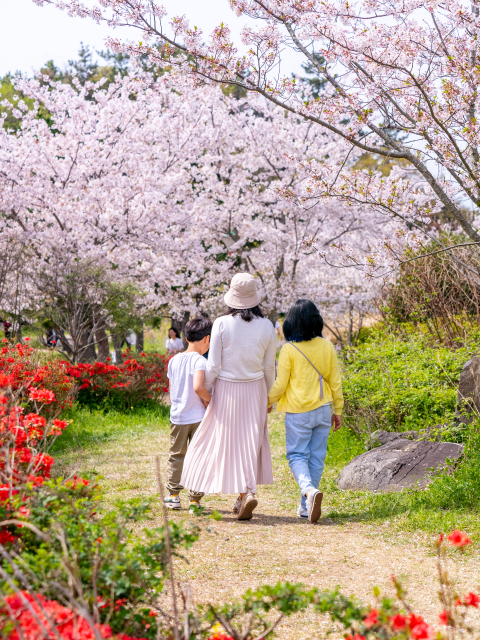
top-left (165, 495), bottom-right (181, 510)
top-left (232, 496), bottom-right (242, 514)
top-left (297, 505), bottom-right (308, 519)
top-left (306, 490), bottom-right (323, 524)
top-left (189, 501), bottom-right (204, 515)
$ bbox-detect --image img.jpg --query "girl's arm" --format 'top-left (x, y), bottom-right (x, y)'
top-left (193, 370), bottom-right (212, 406)
top-left (267, 346), bottom-right (291, 407)
top-left (327, 346), bottom-right (344, 416)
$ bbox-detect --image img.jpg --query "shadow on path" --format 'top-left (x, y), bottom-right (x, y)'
top-left (209, 509), bottom-right (336, 527)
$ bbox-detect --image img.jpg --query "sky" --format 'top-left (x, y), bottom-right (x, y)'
top-left (0, 0), bottom-right (304, 77)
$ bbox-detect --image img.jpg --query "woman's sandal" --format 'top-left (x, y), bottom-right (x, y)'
top-left (232, 496), bottom-right (242, 514)
top-left (237, 493), bottom-right (258, 520)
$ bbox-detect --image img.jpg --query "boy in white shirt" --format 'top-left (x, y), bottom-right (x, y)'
top-left (165, 316), bottom-right (212, 512)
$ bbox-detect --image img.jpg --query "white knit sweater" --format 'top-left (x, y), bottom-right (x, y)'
top-left (205, 315), bottom-right (277, 391)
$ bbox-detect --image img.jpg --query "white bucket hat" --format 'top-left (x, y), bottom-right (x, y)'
top-left (224, 273), bottom-right (261, 309)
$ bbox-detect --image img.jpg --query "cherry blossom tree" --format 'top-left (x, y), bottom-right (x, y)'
top-left (34, 0), bottom-right (480, 274)
top-left (0, 64), bottom-right (384, 334)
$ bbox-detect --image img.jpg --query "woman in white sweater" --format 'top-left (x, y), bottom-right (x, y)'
top-left (180, 273), bottom-right (276, 520)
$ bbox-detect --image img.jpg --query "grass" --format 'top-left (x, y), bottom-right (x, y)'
top-left (51, 403), bottom-right (170, 455)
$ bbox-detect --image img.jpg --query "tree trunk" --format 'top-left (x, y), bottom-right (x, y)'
top-left (135, 327), bottom-right (144, 353)
top-left (78, 325), bottom-right (97, 363)
top-left (95, 326), bottom-right (110, 362)
top-left (171, 312), bottom-right (190, 349)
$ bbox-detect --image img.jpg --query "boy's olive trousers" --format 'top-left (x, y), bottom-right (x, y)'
top-left (166, 421), bottom-right (205, 502)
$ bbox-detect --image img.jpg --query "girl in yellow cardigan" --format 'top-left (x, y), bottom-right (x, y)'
top-left (268, 299), bottom-right (344, 523)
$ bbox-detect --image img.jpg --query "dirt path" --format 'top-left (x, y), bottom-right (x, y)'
top-left (56, 412), bottom-right (480, 640)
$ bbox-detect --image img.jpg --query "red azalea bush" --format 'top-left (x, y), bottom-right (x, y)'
top-left (0, 338), bottom-right (75, 415)
top-left (0, 383), bottom-right (69, 546)
top-left (0, 591), bottom-right (150, 640)
top-left (66, 351), bottom-right (170, 409)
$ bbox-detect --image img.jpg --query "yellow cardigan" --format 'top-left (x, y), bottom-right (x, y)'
top-left (267, 337), bottom-right (344, 415)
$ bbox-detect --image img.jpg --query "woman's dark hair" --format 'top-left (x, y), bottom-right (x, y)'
top-left (227, 305), bottom-right (264, 323)
top-left (168, 326), bottom-right (180, 339)
top-left (283, 299), bottom-right (323, 342)
top-left (185, 316), bottom-right (213, 342)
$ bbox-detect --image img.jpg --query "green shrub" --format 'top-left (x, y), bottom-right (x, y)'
top-left (341, 326), bottom-right (480, 439)
top-left (3, 477), bottom-right (199, 639)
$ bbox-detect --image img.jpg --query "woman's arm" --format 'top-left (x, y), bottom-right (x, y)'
top-left (263, 328), bottom-right (277, 393)
top-left (267, 346), bottom-right (291, 407)
top-left (193, 370), bottom-right (212, 406)
top-left (205, 320), bottom-right (222, 389)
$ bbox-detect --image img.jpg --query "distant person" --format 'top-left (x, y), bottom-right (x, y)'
top-left (181, 273), bottom-right (276, 521)
top-left (125, 331), bottom-right (136, 350)
top-left (3, 319), bottom-right (11, 339)
top-left (275, 319), bottom-right (283, 339)
top-left (165, 327), bottom-right (184, 355)
top-left (267, 299), bottom-right (343, 524)
top-left (46, 329), bottom-right (57, 348)
top-left (164, 316), bottom-right (212, 513)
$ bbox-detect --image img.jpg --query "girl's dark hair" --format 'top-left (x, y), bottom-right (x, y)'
top-left (227, 305), bottom-right (264, 323)
top-left (185, 316), bottom-right (213, 342)
top-left (283, 299), bottom-right (323, 342)
top-left (168, 326), bottom-right (180, 338)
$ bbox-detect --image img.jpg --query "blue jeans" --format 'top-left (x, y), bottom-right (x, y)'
top-left (285, 404), bottom-right (331, 510)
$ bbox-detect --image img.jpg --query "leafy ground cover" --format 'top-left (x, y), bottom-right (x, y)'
top-left (341, 325), bottom-right (480, 438)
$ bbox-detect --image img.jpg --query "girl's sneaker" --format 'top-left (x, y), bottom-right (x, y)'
top-left (297, 505), bottom-right (308, 519)
top-left (232, 496), bottom-right (242, 514)
top-left (306, 490), bottom-right (323, 523)
top-left (165, 495), bottom-right (181, 510)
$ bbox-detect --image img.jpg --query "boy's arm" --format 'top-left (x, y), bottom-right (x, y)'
top-left (193, 369), bottom-right (211, 405)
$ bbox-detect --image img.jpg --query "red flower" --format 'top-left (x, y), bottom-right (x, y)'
top-left (345, 635), bottom-right (365, 640)
top-left (29, 387), bottom-right (55, 404)
top-left (0, 485), bottom-right (17, 502)
top-left (17, 506), bottom-right (31, 519)
top-left (0, 373), bottom-right (14, 388)
top-left (0, 530), bottom-right (15, 545)
top-left (408, 614), bottom-right (425, 630)
top-left (363, 609), bottom-right (378, 629)
top-left (448, 530), bottom-right (472, 547)
top-left (463, 592), bottom-right (480, 607)
top-left (438, 610), bottom-right (450, 625)
top-left (390, 614), bottom-right (407, 629)
top-left (163, 386), bottom-right (169, 393)
top-left (408, 616), bottom-right (434, 640)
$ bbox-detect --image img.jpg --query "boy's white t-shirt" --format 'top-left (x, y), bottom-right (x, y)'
top-left (167, 352), bottom-right (207, 425)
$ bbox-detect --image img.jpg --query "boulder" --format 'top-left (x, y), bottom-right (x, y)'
top-left (365, 429), bottom-right (418, 450)
top-left (455, 356), bottom-right (480, 424)
top-left (337, 437), bottom-right (464, 492)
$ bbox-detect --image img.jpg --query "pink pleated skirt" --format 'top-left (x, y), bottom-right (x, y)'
top-left (180, 378), bottom-right (274, 495)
